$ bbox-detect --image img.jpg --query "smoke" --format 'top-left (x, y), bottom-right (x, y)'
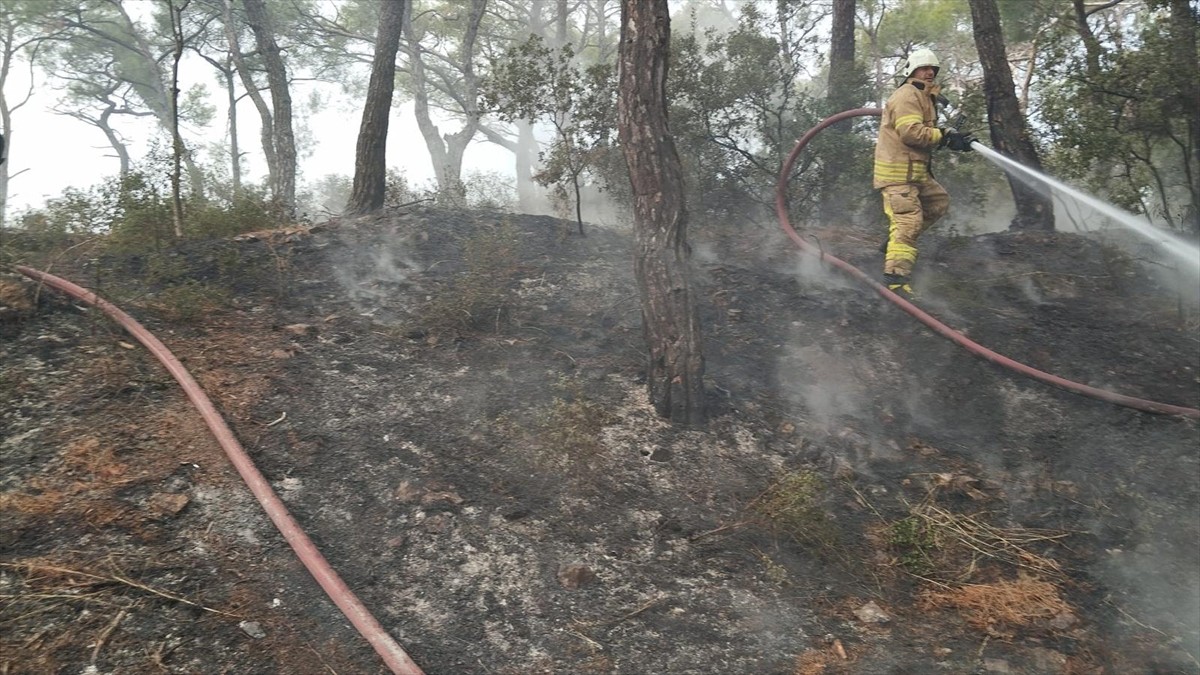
top-left (330, 219), bottom-right (419, 313)
top-left (1094, 518), bottom-right (1200, 662)
top-left (777, 338), bottom-right (869, 432)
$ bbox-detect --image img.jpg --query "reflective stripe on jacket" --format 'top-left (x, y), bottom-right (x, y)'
top-left (873, 80), bottom-right (943, 189)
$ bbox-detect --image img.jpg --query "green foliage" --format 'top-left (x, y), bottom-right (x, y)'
top-left (462, 170), bottom-right (517, 212)
top-left (300, 174), bottom-right (353, 217)
top-left (755, 549), bottom-right (792, 586)
top-left (1036, 4), bottom-right (1198, 233)
top-left (751, 470), bottom-right (836, 549)
top-left (150, 279), bottom-right (230, 323)
top-left (187, 186), bottom-right (289, 240)
top-left (20, 151), bottom-right (291, 257)
top-left (481, 36), bottom-right (616, 230)
top-left (668, 3), bottom-right (877, 228)
top-left (889, 515), bottom-right (940, 575)
top-left (873, 0), bottom-right (970, 59)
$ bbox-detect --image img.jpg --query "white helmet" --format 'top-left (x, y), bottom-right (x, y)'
top-left (903, 48), bottom-right (940, 78)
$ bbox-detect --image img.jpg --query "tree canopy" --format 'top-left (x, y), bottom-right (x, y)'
top-left (1, 0), bottom-right (1193, 238)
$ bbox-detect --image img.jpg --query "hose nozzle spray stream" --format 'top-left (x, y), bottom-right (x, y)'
top-left (966, 141), bottom-right (1200, 275)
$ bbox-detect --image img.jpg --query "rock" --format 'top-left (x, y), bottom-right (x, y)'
top-left (1027, 647), bottom-right (1068, 671)
top-left (394, 480), bottom-right (421, 503)
top-left (238, 621), bottom-right (267, 639)
top-left (421, 513), bottom-right (452, 533)
top-left (421, 491), bottom-right (464, 508)
top-left (281, 323), bottom-right (315, 337)
top-left (1048, 610), bottom-right (1078, 630)
top-left (647, 447), bottom-right (672, 462)
top-left (557, 563), bottom-right (596, 590)
top-left (146, 493), bottom-right (190, 518)
top-left (853, 600), bottom-right (890, 624)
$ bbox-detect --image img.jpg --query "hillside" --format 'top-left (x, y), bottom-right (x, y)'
top-left (2, 206), bottom-right (1198, 674)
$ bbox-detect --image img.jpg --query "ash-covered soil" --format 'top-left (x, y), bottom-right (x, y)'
top-left (2, 206), bottom-right (1198, 674)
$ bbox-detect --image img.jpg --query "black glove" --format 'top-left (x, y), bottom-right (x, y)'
top-left (941, 128), bottom-right (976, 152)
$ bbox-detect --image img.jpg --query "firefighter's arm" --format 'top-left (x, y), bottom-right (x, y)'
top-left (892, 92), bottom-right (942, 149)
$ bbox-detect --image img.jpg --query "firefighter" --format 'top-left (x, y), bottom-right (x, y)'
top-left (874, 48), bottom-right (974, 297)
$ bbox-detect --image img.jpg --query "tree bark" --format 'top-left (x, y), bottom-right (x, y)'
top-left (821, 0), bottom-right (857, 223)
top-left (168, 0), bottom-right (187, 239)
top-left (618, 0), bottom-right (705, 425)
top-left (346, 0), bottom-right (405, 216)
top-left (222, 61), bottom-right (241, 197)
top-left (828, 0), bottom-right (857, 111)
top-left (242, 0), bottom-right (296, 213)
top-left (224, 0), bottom-right (276, 199)
top-left (1167, 0), bottom-right (1199, 232)
top-left (968, 0), bottom-right (1055, 231)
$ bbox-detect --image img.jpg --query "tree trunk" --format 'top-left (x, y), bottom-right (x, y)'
top-left (224, 0), bottom-right (275, 198)
top-left (618, 0), bottom-right (705, 425)
top-left (968, 0), bottom-right (1055, 231)
top-left (224, 63), bottom-right (241, 197)
top-left (403, 0), bottom-right (485, 205)
top-left (94, 107), bottom-right (132, 176)
top-left (820, 0), bottom-right (857, 223)
top-left (515, 120), bottom-right (538, 211)
top-left (168, 0), bottom-right (186, 239)
top-left (828, 0), bottom-right (856, 110)
top-left (346, 0), bottom-right (405, 216)
top-left (1167, 0), bottom-right (1199, 233)
top-left (242, 0), bottom-right (296, 213)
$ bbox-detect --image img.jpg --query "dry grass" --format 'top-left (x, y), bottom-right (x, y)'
top-left (792, 639), bottom-right (855, 674)
top-left (919, 574), bottom-right (1072, 632)
top-left (496, 376), bottom-right (619, 485)
top-left (751, 470), bottom-right (836, 550)
top-left (906, 502), bottom-right (1069, 581)
top-left (421, 223), bottom-right (523, 334)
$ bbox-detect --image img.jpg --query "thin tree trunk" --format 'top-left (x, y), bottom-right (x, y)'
top-left (346, 0), bottom-right (405, 216)
top-left (242, 0), bottom-right (296, 213)
top-left (1168, 0), bottom-right (1199, 232)
top-left (968, 0), bottom-right (1054, 231)
top-left (223, 59), bottom-right (242, 196)
top-left (95, 107), bottom-right (132, 176)
top-left (618, 0), bottom-right (706, 425)
top-left (516, 120), bottom-right (538, 210)
top-left (168, 0), bottom-right (188, 239)
top-left (224, 0), bottom-right (276, 197)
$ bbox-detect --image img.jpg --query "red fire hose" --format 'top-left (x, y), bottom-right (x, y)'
top-left (775, 108), bottom-right (1199, 419)
top-left (15, 265), bottom-right (425, 675)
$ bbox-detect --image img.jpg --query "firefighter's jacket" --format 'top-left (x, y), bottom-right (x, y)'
top-left (873, 79), bottom-right (944, 189)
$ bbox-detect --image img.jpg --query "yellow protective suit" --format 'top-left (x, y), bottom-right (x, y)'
top-left (873, 79), bottom-right (949, 280)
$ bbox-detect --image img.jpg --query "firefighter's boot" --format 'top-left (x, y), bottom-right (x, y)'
top-left (884, 273), bottom-right (916, 299)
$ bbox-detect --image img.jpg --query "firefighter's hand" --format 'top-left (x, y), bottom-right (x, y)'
top-left (943, 130), bottom-right (976, 152)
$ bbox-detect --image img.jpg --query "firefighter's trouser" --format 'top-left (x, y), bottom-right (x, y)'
top-left (881, 180), bottom-right (949, 278)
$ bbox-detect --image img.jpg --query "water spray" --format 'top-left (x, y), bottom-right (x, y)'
top-left (968, 141), bottom-right (1200, 275)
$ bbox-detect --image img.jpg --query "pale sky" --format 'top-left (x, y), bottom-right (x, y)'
top-left (3, 53), bottom-right (512, 214)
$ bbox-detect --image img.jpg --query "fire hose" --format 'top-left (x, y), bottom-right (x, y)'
top-left (14, 265), bottom-right (425, 675)
top-left (775, 108), bottom-right (1199, 419)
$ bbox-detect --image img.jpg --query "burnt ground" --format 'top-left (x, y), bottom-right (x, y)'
top-left (2, 206), bottom-right (1198, 675)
